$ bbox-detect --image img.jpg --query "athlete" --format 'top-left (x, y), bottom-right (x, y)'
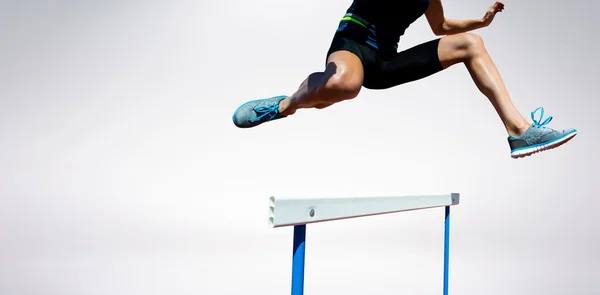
top-left (231, 0), bottom-right (577, 158)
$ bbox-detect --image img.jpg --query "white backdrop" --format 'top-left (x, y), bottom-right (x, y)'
top-left (1, 0), bottom-right (599, 294)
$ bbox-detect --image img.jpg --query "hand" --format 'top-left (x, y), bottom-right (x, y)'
top-left (482, 1), bottom-right (505, 27)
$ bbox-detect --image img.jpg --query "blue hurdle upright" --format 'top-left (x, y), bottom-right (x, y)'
top-left (268, 193), bottom-right (460, 295)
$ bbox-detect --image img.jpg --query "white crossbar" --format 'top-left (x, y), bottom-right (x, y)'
top-left (268, 193), bottom-right (460, 228)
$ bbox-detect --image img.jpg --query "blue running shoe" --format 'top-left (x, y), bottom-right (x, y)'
top-left (232, 95), bottom-right (288, 128)
top-left (508, 107), bottom-right (577, 158)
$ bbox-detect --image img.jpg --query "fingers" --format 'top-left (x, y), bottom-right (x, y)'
top-left (494, 1), bottom-right (505, 12)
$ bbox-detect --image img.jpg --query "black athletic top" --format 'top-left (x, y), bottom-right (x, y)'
top-left (336, 0), bottom-right (431, 52)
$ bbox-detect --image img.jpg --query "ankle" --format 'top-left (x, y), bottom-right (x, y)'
top-left (508, 121), bottom-right (531, 136)
top-left (278, 97), bottom-right (295, 116)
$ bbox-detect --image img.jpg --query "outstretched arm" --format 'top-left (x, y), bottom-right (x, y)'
top-left (425, 0), bottom-right (505, 36)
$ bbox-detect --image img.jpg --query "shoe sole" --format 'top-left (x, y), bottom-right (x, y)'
top-left (511, 130), bottom-right (578, 159)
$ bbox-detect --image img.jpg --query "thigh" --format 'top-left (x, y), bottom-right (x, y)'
top-left (363, 38), bottom-right (443, 90)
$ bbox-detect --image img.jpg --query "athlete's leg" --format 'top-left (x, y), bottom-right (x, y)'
top-left (438, 33), bottom-right (576, 157)
top-left (436, 33), bottom-right (529, 136)
top-left (232, 43), bottom-right (365, 128)
top-left (369, 35), bottom-right (577, 158)
top-left (279, 50), bottom-right (363, 116)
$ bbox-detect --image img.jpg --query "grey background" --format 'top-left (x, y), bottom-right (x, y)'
top-left (1, 0), bottom-right (599, 294)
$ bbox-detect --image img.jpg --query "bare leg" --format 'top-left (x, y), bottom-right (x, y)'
top-left (231, 50), bottom-right (364, 129)
top-left (437, 33), bottom-right (530, 136)
top-left (278, 50), bottom-right (364, 116)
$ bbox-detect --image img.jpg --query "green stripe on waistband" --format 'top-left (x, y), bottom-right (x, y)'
top-left (340, 16), bottom-right (367, 28)
top-left (339, 13), bottom-right (399, 51)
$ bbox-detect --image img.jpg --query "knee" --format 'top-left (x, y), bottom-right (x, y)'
top-left (319, 70), bottom-right (362, 102)
top-left (460, 33), bottom-right (486, 58)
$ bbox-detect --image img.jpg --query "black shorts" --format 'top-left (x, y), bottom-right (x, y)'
top-left (326, 32), bottom-right (444, 90)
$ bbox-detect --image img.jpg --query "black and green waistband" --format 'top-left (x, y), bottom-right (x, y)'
top-left (337, 13), bottom-right (399, 51)
top-left (339, 13), bottom-right (371, 28)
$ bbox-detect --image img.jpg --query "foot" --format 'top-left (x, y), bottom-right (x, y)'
top-left (232, 95), bottom-right (288, 128)
top-left (508, 107), bottom-right (577, 159)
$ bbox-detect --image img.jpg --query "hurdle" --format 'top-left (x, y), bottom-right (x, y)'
top-left (268, 193), bottom-right (460, 295)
